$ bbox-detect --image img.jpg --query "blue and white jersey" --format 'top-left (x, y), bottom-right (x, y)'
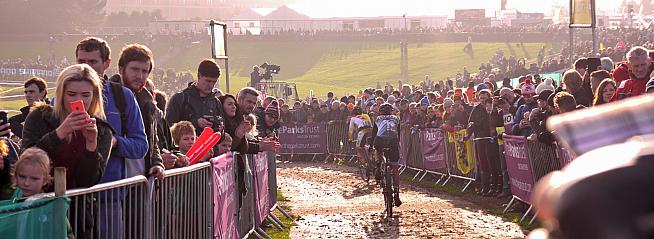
top-left (375, 115), bottom-right (399, 139)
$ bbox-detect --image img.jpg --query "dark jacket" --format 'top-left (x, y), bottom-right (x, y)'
top-left (134, 89), bottom-right (165, 172)
top-left (166, 84), bottom-right (223, 136)
top-left (21, 104), bottom-right (113, 189)
top-left (468, 104), bottom-right (495, 138)
top-left (8, 105), bottom-right (29, 138)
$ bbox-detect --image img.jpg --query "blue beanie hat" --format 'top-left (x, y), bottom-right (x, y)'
top-left (420, 96), bottom-right (430, 106)
top-left (476, 83), bottom-right (489, 91)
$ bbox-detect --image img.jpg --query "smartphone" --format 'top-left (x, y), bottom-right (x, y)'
top-left (71, 100), bottom-right (85, 113)
top-left (587, 57), bottom-right (601, 73)
top-left (0, 111), bottom-right (8, 137)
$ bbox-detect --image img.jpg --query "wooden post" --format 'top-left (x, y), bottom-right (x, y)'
top-left (54, 167), bottom-right (66, 237)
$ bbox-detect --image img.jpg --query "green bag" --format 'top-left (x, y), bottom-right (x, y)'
top-left (0, 189), bottom-right (70, 239)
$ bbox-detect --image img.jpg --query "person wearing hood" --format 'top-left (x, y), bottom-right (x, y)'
top-left (257, 100), bottom-right (281, 138)
top-left (511, 79), bottom-right (538, 136)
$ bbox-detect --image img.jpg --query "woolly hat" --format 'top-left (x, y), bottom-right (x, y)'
top-left (443, 98), bottom-right (454, 109)
top-left (420, 96), bottom-right (430, 106)
top-left (387, 95), bottom-right (397, 104)
top-left (347, 103), bottom-right (355, 111)
top-left (476, 83), bottom-right (489, 92)
top-left (265, 100), bottom-right (280, 117)
top-left (521, 79), bottom-right (536, 96)
top-left (536, 78), bottom-right (555, 94)
top-left (537, 89), bottom-right (554, 102)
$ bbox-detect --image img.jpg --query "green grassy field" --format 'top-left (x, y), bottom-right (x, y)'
top-left (1, 39), bottom-right (552, 111)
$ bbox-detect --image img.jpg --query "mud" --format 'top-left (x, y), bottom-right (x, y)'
top-left (277, 161), bottom-right (525, 239)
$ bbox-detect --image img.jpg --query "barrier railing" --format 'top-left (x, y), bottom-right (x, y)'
top-left (0, 150), bottom-right (284, 239)
top-left (442, 129), bottom-right (477, 191)
top-left (152, 162), bottom-right (213, 239)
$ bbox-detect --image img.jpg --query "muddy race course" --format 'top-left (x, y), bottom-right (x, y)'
top-left (277, 161), bottom-right (525, 239)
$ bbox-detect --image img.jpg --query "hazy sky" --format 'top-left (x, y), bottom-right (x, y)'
top-left (291, 0), bottom-right (624, 18)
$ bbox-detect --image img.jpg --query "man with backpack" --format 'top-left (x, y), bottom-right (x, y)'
top-left (166, 59), bottom-right (223, 137)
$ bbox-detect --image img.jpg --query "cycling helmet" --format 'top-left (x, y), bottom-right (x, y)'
top-left (379, 103), bottom-right (394, 115)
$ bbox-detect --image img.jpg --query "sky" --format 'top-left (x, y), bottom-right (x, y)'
top-left (290, 0), bottom-right (625, 18)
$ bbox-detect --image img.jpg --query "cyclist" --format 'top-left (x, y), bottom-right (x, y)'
top-left (372, 103), bottom-right (402, 207)
top-left (348, 106), bottom-right (373, 177)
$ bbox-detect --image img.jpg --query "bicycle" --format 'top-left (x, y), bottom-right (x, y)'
top-left (353, 139), bottom-right (374, 182)
top-left (376, 146), bottom-right (395, 219)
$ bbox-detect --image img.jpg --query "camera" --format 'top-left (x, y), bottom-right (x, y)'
top-left (260, 62), bottom-right (281, 80)
top-left (203, 115), bottom-right (224, 131)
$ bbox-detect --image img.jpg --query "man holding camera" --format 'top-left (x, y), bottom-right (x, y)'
top-left (166, 59), bottom-right (224, 136)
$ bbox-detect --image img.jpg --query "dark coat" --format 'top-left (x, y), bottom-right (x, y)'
top-left (21, 104), bottom-right (113, 189)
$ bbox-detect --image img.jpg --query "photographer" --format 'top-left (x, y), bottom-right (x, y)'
top-left (166, 59), bottom-right (224, 136)
top-left (250, 65), bottom-right (262, 89)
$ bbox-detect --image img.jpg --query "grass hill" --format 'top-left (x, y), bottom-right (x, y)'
top-left (1, 38), bottom-right (551, 112)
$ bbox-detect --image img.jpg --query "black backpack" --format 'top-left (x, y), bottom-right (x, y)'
top-left (109, 74), bottom-right (128, 135)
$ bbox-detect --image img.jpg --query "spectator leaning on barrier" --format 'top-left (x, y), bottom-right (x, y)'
top-left (500, 87), bottom-right (524, 115)
top-left (75, 37), bottom-right (149, 185)
top-left (115, 44), bottom-right (166, 180)
top-left (233, 87), bottom-right (279, 154)
top-left (9, 77), bottom-right (48, 138)
top-left (21, 64), bottom-right (113, 189)
top-left (467, 90), bottom-right (502, 196)
top-left (615, 46), bottom-right (653, 100)
top-left (166, 59), bottom-right (224, 137)
top-left (257, 100), bottom-right (281, 138)
top-left (529, 90), bottom-right (554, 144)
top-left (593, 79), bottom-right (617, 106)
top-left (511, 80), bottom-right (537, 136)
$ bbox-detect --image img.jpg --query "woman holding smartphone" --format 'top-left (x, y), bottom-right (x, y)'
top-left (21, 64), bottom-right (113, 189)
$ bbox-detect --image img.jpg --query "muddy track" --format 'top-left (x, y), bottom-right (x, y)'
top-left (277, 161), bottom-right (525, 239)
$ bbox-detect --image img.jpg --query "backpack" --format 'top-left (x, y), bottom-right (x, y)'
top-left (109, 74), bottom-right (128, 136)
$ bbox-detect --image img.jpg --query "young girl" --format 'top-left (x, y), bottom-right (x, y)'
top-left (12, 147), bottom-right (51, 199)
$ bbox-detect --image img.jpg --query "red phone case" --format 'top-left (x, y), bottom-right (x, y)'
top-left (71, 100), bottom-right (85, 113)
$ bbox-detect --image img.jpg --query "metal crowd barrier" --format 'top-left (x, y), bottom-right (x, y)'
top-left (45, 151), bottom-right (285, 239)
top-left (66, 175), bottom-right (149, 239)
top-left (442, 130), bottom-right (478, 191)
top-left (326, 121), bottom-right (357, 162)
top-left (526, 140), bottom-right (561, 182)
top-left (152, 162), bottom-right (213, 239)
top-left (403, 127), bottom-right (426, 181)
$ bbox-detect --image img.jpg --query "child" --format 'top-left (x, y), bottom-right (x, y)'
top-left (12, 147), bottom-right (51, 199)
top-left (216, 133), bottom-right (233, 156)
top-left (170, 121), bottom-right (211, 167)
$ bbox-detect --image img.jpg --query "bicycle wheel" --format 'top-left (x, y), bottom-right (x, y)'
top-left (384, 164), bottom-right (394, 218)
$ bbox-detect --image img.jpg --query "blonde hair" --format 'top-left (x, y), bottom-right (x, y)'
top-left (170, 121), bottom-right (195, 146)
top-left (14, 147), bottom-right (52, 187)
top-left (246, 114), bottom-right (257, 135)
top-left (54, 64), bottom-right (106, 122)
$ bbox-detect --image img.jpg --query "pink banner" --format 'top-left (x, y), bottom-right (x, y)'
top-left (253, 152), bottom-right (270, 225)
top-left (211, 153), bottom-right (238, 239)
top-left (502, 134), bottom-right (535, 204)
top-left (421, 128), bottom-right (447, 171)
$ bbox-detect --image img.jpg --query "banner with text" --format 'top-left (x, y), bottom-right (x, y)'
top-left (278, 122), bottom-right (327, 154)
top-left (252, 153), bottom-right (270, 225)
top-left (0, 67), bottom-right (61, 78)
top-left (211, 153), bottom-right (238, 239)
top-left (502, 134), bottom-right (535, 204)
top-left (421, 128), bottom-right (447, 171)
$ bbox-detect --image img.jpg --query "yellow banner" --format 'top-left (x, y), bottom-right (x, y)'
top-left (570, 0), bottom-right (595, 28)
top-left (450, 130), bottom-right (475, 174)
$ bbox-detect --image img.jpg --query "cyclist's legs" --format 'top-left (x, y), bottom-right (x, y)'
top-left (385, 141), bottom-right (401, 192)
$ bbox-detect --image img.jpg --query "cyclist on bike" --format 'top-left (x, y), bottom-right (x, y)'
top-left (372, 103), bottom-right (402, 207)
top-left (348, 106), bottom-right (373, 176)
